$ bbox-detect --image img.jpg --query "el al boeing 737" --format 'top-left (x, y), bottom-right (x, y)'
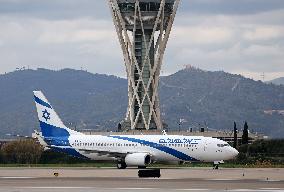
top-left (33, 91), bottom-right (238, 169)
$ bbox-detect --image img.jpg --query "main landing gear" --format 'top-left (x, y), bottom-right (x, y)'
top-left (117, 161), bottom-right (127, 169)
top-left (116, 162), bottom-right (160, 177)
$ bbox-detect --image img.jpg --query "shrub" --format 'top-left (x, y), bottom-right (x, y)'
top-left (1, 139), bottom-right (43, 164)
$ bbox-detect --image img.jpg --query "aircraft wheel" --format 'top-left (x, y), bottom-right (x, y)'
top-left (117, 162), bottom-right (127, 169)
top-left (213, 164), bottom-right (219, 169)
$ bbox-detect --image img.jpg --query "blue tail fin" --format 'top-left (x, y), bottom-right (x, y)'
top-left (33, 91), bottom-right (82, 137)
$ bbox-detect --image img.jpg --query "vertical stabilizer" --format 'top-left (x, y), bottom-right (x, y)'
top-left (33, 91), bottom-right (82, 137)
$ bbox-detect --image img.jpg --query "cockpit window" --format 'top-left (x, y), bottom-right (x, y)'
top-left (217, 144), bottom-right (229, 147)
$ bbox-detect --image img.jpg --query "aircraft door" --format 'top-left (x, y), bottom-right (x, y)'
top-left (204, 140), bottom-right (208, 152)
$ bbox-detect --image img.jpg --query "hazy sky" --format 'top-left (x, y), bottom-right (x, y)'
top-left (0, 0), bottom-right (283, 80)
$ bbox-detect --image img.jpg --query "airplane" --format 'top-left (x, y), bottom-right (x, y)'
top-left (33, 91), bottom-right (239, 170)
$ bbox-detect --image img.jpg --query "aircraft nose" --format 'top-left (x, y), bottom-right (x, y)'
top-left (230, 147), bottom-right (239, 158)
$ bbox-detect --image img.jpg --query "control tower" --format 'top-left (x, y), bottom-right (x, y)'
top-left (108, 0), bottom-right (180, 130)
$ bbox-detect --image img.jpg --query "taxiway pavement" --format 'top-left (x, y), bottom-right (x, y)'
top-left (0, 168), bottom-right (283, 192)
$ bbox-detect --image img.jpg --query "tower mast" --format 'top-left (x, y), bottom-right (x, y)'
top-left (108, 0), bottom-right (180, 130)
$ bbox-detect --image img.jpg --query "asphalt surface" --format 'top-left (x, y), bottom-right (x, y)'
top-left (0, 168), bottom-right (283, 192)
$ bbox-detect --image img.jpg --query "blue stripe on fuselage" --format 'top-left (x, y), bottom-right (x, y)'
top-left (34, 96), bottom-right (52, 109)
top-left (108, 136), bottom-right (199, 161)
top-left (39, 122), bottom-right (87, 159)
top-left (50, 146), bottom-right (87, 159)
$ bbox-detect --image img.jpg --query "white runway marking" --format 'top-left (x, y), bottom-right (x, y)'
top-left (116, 188), bottom-right (157, 190)
top-left (206, 179), bottom-right (240, 181)
top-left (228, 189), bottom-right (284, 192)
top-left (176, 189), bottom-right (209, 191)
top-left (21, 187), bottom-right (95, 189)
top-left (260, 179), bottom-right (281, 182)
top-left (0, 177), bottom-right (36, 179)
top-left (228, 190), bottom-right (262, 191)
top-left (10, 187), bottom-right (284, 192)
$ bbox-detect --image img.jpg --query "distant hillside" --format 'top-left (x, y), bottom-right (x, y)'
top-left (269, 77), bottom-right (284, 85)
top-left (0, 68), bottom-right (127, 136)
top-left (160, 68), bottom-right (284, 138)
top-left (0, 68), bottom-right (284, 138)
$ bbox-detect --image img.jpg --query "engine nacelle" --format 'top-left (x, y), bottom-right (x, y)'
top-left (125, 153), bottom-right (151, 166)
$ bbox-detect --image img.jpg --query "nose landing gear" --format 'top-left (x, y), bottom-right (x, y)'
top-left (213, 164), bottom-right (219, 169)
top-left (213, 160), bottom-right (224, 169)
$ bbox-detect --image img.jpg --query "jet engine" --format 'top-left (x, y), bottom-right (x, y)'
top-left (125, 153), bottom-right (151, 166)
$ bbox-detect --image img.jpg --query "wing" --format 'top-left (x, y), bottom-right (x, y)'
top-left (50, 146), bottom-right (129, 158)
top-left (78, 148), bottom-right (127, 158)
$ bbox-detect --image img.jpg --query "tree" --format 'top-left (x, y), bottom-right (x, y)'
top-left (1, 139), bottom-right (43, 164)
top-left (242, 121), bottom-right (249, 145)
top-left (233, 122), bottom-right (238, 148)
top-left (0, 149), bottom-right (3, 163)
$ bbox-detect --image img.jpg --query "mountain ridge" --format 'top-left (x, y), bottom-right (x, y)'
top-left (1, 67), bottom-right (284, 138)
top-left (269, 77), bottom-right (284, 85)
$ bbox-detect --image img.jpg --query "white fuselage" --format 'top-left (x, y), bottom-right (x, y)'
top-left (65, 134), bottom-right (238, 163)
